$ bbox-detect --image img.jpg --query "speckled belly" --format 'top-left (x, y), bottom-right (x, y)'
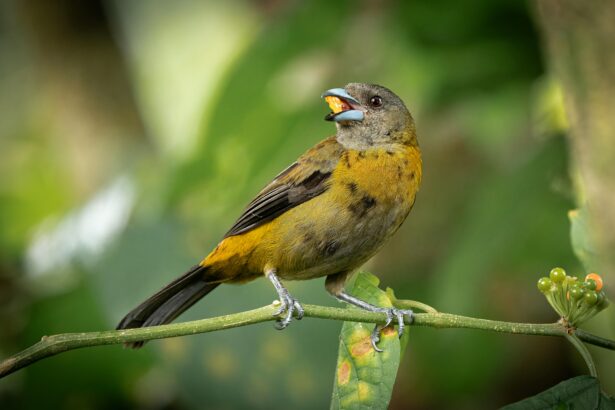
top-left (206, 145), bottom-right (422, 284)
top-left (270, 147), bottom-right (421, 280)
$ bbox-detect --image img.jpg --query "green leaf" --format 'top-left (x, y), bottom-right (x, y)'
top-left (330, 272), bottom-right (405, 410)
top-left (569, 207), bottom-right (600, 272)
top-left (502, 376), bottom-right (615, 409)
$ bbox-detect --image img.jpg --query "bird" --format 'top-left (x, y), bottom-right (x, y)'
top-left (117, 83), bottom-right (422, 350)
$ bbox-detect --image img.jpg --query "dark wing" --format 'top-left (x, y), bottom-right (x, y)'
top-left (224, 137), bottom-right (344, 238)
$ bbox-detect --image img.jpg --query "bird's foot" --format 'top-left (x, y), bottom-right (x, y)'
top-left (369, 307), bottom-right (413, 352)
top-left (272, 291), bottom-right (304, 329)
top-left (267, 269), bottom-right (304, 330)
top-left (335, 291), bottom-right (413, 352)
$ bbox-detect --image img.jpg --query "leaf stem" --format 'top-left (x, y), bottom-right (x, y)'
top-left (564, 333), bottom-right (598, 377)
top-left (1, 303), bottom-right (613, 379)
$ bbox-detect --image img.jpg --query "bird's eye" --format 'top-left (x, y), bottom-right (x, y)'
top-left (369, 95), bottom-right (383, 107)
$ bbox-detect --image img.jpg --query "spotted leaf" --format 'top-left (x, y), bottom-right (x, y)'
top-left (330, 272), bottom-right (408, 410)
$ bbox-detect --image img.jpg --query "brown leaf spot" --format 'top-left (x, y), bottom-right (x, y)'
top-left (381, 325), bottom-right (396, 337)
top-left (351, 337), bottom-right (373, 357)
top-left (337, 360), bottom-right (351, 385)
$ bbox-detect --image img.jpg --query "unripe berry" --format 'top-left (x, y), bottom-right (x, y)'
top-left (583, 291), bottom-right (598, 306)
top-left (549, 267), bottom-right (566, 284)
top-left (537, 277), bottom-right (552, 292)
top-left (583, 279), bottom-right (597, 291)
top-left (569, 286), bottom-right (584, 300)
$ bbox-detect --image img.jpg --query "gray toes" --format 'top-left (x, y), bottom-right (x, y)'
top-left (394, 308), bottom-right (413, 337)
top-left (294, 300), bottom-right (304, 320)
top-left (370, 325), bottom-right (384, 352)
top-left (273, 293), bottom-right (303, 329)
top-left (371, 307), bottom-right (414, 351)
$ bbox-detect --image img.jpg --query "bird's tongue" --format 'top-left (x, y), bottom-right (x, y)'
top-left (325, 96), bottom-right (352, 114)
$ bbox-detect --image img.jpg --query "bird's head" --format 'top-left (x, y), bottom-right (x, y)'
top-left (322, 83), bottom-right (417, 149)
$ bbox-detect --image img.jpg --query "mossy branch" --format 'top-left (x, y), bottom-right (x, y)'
top-left (1, 302), bottom-right (613, 379)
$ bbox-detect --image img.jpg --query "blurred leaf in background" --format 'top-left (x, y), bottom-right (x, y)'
top-left (0, 0), bottom-right (603, 409)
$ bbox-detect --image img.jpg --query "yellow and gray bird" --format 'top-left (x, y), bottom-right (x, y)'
top-left (117, 83), bottom-right (422, 350)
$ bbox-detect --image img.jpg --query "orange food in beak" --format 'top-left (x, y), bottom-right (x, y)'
top-left (325, 96), bottom-right (348, 114)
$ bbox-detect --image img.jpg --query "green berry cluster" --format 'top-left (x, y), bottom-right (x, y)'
top-left (537, 268), bottom-right (609, 326)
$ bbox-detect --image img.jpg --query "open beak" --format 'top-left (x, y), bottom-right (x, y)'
top-left (321, 88), bottom-right (364, 123)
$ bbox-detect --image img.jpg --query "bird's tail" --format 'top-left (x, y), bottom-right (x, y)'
top-left (116, 264), bottom-right (219, 348)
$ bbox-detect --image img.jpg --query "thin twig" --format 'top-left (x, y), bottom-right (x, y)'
top-left (564, 333), bottom-right (598, 377)
top-left (1, 303), bottom-right (613, 379)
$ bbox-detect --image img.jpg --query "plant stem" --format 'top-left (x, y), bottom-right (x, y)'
top-left (1, 303), bottom-right (613, 379)
top-left (564, 333), bottom-right (598, 377)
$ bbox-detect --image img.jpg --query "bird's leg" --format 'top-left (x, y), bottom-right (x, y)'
top-left (266, 269), bottom-right (304, 329)
top-left (335, 291), bottom-right (413, 352)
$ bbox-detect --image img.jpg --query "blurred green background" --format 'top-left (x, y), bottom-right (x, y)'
top-left (0, 0), bottom-right (612, 408)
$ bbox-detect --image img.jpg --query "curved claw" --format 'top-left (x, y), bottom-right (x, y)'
top-left (273, 303), bottom-right (286, 317)
top-left (274, 319), bottom-right (289, 330)
top-left (370, 309), bottom-right (393, 351)
top-left (370, 308), bottom-right (414, 352)
top-left (394, 309), bottom-right (414, 337)
top-left (370, 326), bottom-right (383, 352)
top-left (267, 271), bottom-right (303, 330)
top-left (273, 293), bottom-right (304, 330)
top-left (293, 300), bottom-right (304, 320)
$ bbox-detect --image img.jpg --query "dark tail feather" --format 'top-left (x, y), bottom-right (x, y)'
top-left (117, 264), bottom-right (219, 348)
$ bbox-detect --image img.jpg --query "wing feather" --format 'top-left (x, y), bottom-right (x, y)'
top-left (224, 137), bottom-right (343, 238)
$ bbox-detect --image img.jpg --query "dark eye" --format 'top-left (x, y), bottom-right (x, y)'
top-left (369, 95), bottom-right (383, 107)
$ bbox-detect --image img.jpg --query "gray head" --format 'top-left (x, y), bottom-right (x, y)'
top-left (322, 83), bottom-right (417, 150)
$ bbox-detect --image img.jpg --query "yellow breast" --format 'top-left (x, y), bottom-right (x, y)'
top-left (330, 145), bottom-right (422, 211)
